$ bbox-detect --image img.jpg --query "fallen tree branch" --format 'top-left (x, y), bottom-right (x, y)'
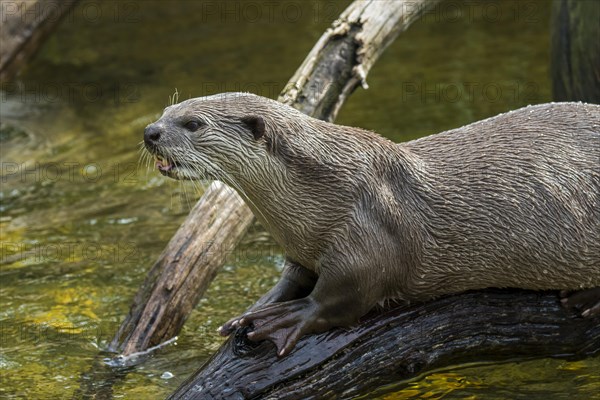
top-left (109, 0), bottom-right (440, 356)
top-left (169, 290), bottom-right (600, 399)
top-left (109, 184), bottom-right (254, 354)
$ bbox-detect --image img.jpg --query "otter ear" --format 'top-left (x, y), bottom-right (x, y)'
top-left (241, 116), bottom-right (265, 140)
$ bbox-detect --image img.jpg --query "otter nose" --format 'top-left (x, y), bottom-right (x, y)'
top-left (144, 124), bottom-right (161, 145)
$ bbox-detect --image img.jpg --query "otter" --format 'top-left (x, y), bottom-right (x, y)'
top-left (143, 93), bottom-right (600, 356)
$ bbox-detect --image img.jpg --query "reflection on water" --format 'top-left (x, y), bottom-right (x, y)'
top-left (1, 0), bottom-right (596, 398)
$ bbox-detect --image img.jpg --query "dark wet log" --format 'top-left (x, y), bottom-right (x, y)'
top-left (169, 290), bottom-right (600, 400)
top-left (551, 0), bottom-right (600, 103)
top-left (0, 0), bottom-right (80, 82)
top-left (109, 0), bottom-right (440, 356)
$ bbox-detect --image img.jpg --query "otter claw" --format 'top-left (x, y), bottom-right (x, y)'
top-left (218, 318), bottom-right (242, 336)
top-left (582, 302), bottom-right (600, 317)
top-left (560, 288), bottom-right (600, 318)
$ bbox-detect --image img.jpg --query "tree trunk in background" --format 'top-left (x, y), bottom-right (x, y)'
top-left (108, 0), bottom-right (441, 357)
top-left (551, 0), bottom-right (600, 103)
top-left (0, 0), bottom-right (80, 82)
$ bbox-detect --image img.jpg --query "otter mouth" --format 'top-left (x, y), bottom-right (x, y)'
top-left (154, 154), bottom-right (177, 173)
top-left (151, 152), bottom-right (199, 180)
top-left (153, 153), bottom-right (187, 178)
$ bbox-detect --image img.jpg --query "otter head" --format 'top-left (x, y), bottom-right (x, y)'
top-left (143, 93), bottom-right (274, 184)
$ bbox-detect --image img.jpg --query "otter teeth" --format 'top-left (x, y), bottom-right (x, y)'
top-left (155, 155), bottom-right (173, 171)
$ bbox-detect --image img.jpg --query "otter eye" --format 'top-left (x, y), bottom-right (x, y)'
top-left (185, 120), bottom-right (203, 132)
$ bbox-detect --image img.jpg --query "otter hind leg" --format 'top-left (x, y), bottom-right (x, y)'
top-left (560, 288), bottom-right (600, 317)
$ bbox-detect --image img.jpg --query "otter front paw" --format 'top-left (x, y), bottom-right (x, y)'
top-left (560, 288), bottom-right (600, 317)
top-left (238, 297), bottom-right (320, 357)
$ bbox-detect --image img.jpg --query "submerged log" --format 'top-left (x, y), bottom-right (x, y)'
top-left (169, 290), bottom-right (600, 399)
top-left (0, 0), bottom-right (80, 82)
top-left (109, 0), bottom-right (441, 356)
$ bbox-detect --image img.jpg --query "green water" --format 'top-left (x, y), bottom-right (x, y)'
top-left (1, 0), bottom-right (598, 398)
